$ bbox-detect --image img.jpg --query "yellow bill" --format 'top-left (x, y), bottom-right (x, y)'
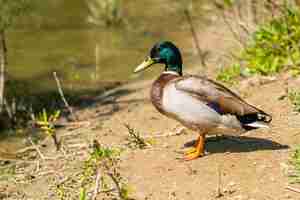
top-left (134, 57), bottom-right (156, 73)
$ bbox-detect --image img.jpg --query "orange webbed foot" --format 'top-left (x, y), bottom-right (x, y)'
top-left (184, 134), bottom-right (206, 161)
top-left (184, 151), bottom-right (205, 161)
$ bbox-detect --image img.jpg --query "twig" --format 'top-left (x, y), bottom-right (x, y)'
top-left (35, 160), bottom-right (40, 172)
top-left (67, 143), bottom-right (88, 149)
top-left (216, 164), bottom-right (223, 198)
top-left (232, 1), bottom-right (255, 38)
top-left (3, 98), bottom-right (12, 119)
top-left (95, 43), bottom-right (99, 80)
top-left (16, 137), bottom-right (50, 154)
top-left (99, 188), bottom-right (116, 193)
top-left (54, 121), bottom-right (91, 128)
top-left (107, 172), bottom-right (123, 199)
top-left (27, 137), bottom-right (61, 160)
top-left (286, 185), bottom-right (300, 193)
top-left (103, 161), bottom-right (124, 200)
top-left (59, 143), bottom-right (68, 158)
top-left (56, 171), bottom-right (82, 186)
top-left (0, 30), bottom-right (7, 112)
top-left (222, 11), bottom-right (246, 48)
top-left (214, 1), bottom-right (246, 49)
top-left (38, 170), bottom-right (56, 176)
top-left (52, 134), bottom-right (60, 151)
top-left (237, 21), bottom-right (253, 36)
top-left (53, 72), bottom-right (77, 121)
top-left (28, 137), bottom-right (45, 160)
top-left (92, 168), bottom-right (102, 200)
top-left (183, 8), bottom-right (207, 67)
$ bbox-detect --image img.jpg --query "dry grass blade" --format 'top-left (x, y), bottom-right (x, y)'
top-left (183, 7), bottom-right (208, 67)
top-left (92, 168), bottom-right (102, 200)
top-left (216, 164), bottom-right (224, 198)
top-left (124, 124), bottom-right (149, 149)
top-left (28, 137), bottom-right (45, 160)
top-left (286, 185), bottom-right (300, 193)
top-left (53, 71), bottom-right (77, 121)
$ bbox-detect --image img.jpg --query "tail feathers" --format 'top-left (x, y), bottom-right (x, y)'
top-left (237, 112), bottom-right (272, 130)
top-left (257, 112), bottom-right (272, 123)
top-left (244, 121), bottom-right (270, 129)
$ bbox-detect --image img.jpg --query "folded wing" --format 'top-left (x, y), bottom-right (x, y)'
top-left (174, 75), bottom-right (272, 124)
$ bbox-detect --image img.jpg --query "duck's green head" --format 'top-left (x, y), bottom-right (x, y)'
top-left (134, 41), bottom-right (183, 75)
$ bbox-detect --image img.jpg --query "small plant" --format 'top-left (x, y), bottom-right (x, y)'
top-left (288, 90), bottom-right (300, 112)
top-left (124, 124), bottom-right (150, 149)
top-left (89, 140), bottom-right (120, 162)
top-left (241, 6), bottom-right (300, 75)
top-left (80, 140), bottom-right (132, 200)
top-left (217, 64), bottom-right (242, 84)
top-left (290, 145), bottom-right (300, 183)
top-left (35, 109), bottom-right (61, 150)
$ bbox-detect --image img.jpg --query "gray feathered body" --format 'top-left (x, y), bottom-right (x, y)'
top-left (150, 72), bottom-right (271, 136)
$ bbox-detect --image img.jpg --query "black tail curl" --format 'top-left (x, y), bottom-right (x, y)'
top-left (237, 111), bottom-right (272, 130)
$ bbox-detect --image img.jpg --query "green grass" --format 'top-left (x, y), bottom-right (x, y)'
top-left (216, 64), bottom-right (242, 84)
top-left (290, 145), bottom-right (300, 183)
top-left (242, 6), bottom-right (300, 75)
top-left (218, 5), bottom-right (300, 83)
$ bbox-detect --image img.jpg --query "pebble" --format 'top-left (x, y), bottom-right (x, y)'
top-left (223, 181), bottom-right (237, 194)
top-left (228, 181), bottom-right (236, 187)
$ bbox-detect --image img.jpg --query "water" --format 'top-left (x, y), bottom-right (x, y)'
top-left (1, 0), bottom-right (214, 155)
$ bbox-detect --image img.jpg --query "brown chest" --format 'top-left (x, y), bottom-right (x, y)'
top-left (150, 73), bottom-right (179, 114)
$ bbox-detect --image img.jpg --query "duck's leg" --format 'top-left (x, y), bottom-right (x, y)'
top-left (184, 134), bottom-right (206, 161)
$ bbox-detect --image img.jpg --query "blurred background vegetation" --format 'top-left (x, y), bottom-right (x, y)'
top-left (0, 0), bottom-right (213, 129)
top-left (0, 0), bottom-right (218, 155)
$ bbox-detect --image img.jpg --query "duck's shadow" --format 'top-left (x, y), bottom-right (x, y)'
top-left (184, 136), bottom-right (289, 154)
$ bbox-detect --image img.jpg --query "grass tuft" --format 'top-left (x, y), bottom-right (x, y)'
top-left (35, 109), bottom-right (61, 150)
top-left (290, 145), bottom-right (300, 183)
top-left (288, 90), bottom-right (300, 112)
top-left (124, 124), bottom-right (149, 149)
top-left (80, 140), bottom-right (132, 200)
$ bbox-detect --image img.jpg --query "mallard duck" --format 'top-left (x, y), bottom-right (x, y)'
top-left (134, 41), bottom-right (272, 160)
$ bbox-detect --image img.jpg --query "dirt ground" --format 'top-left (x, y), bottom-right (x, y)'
top-left (2, 17), bottom-right (300, 200)
top-left (2, 63), bottom-right (300, 200)
top-left (81, 72), bottom-right (300, 200)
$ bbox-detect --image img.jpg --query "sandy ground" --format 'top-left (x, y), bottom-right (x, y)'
top-left (2, 67), bottom-right (300, 200)
top-left (80, 72), bottom-right (300, 200)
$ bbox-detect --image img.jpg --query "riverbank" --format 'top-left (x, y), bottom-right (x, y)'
top-left (2, 5), bottom-right (300, 199)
